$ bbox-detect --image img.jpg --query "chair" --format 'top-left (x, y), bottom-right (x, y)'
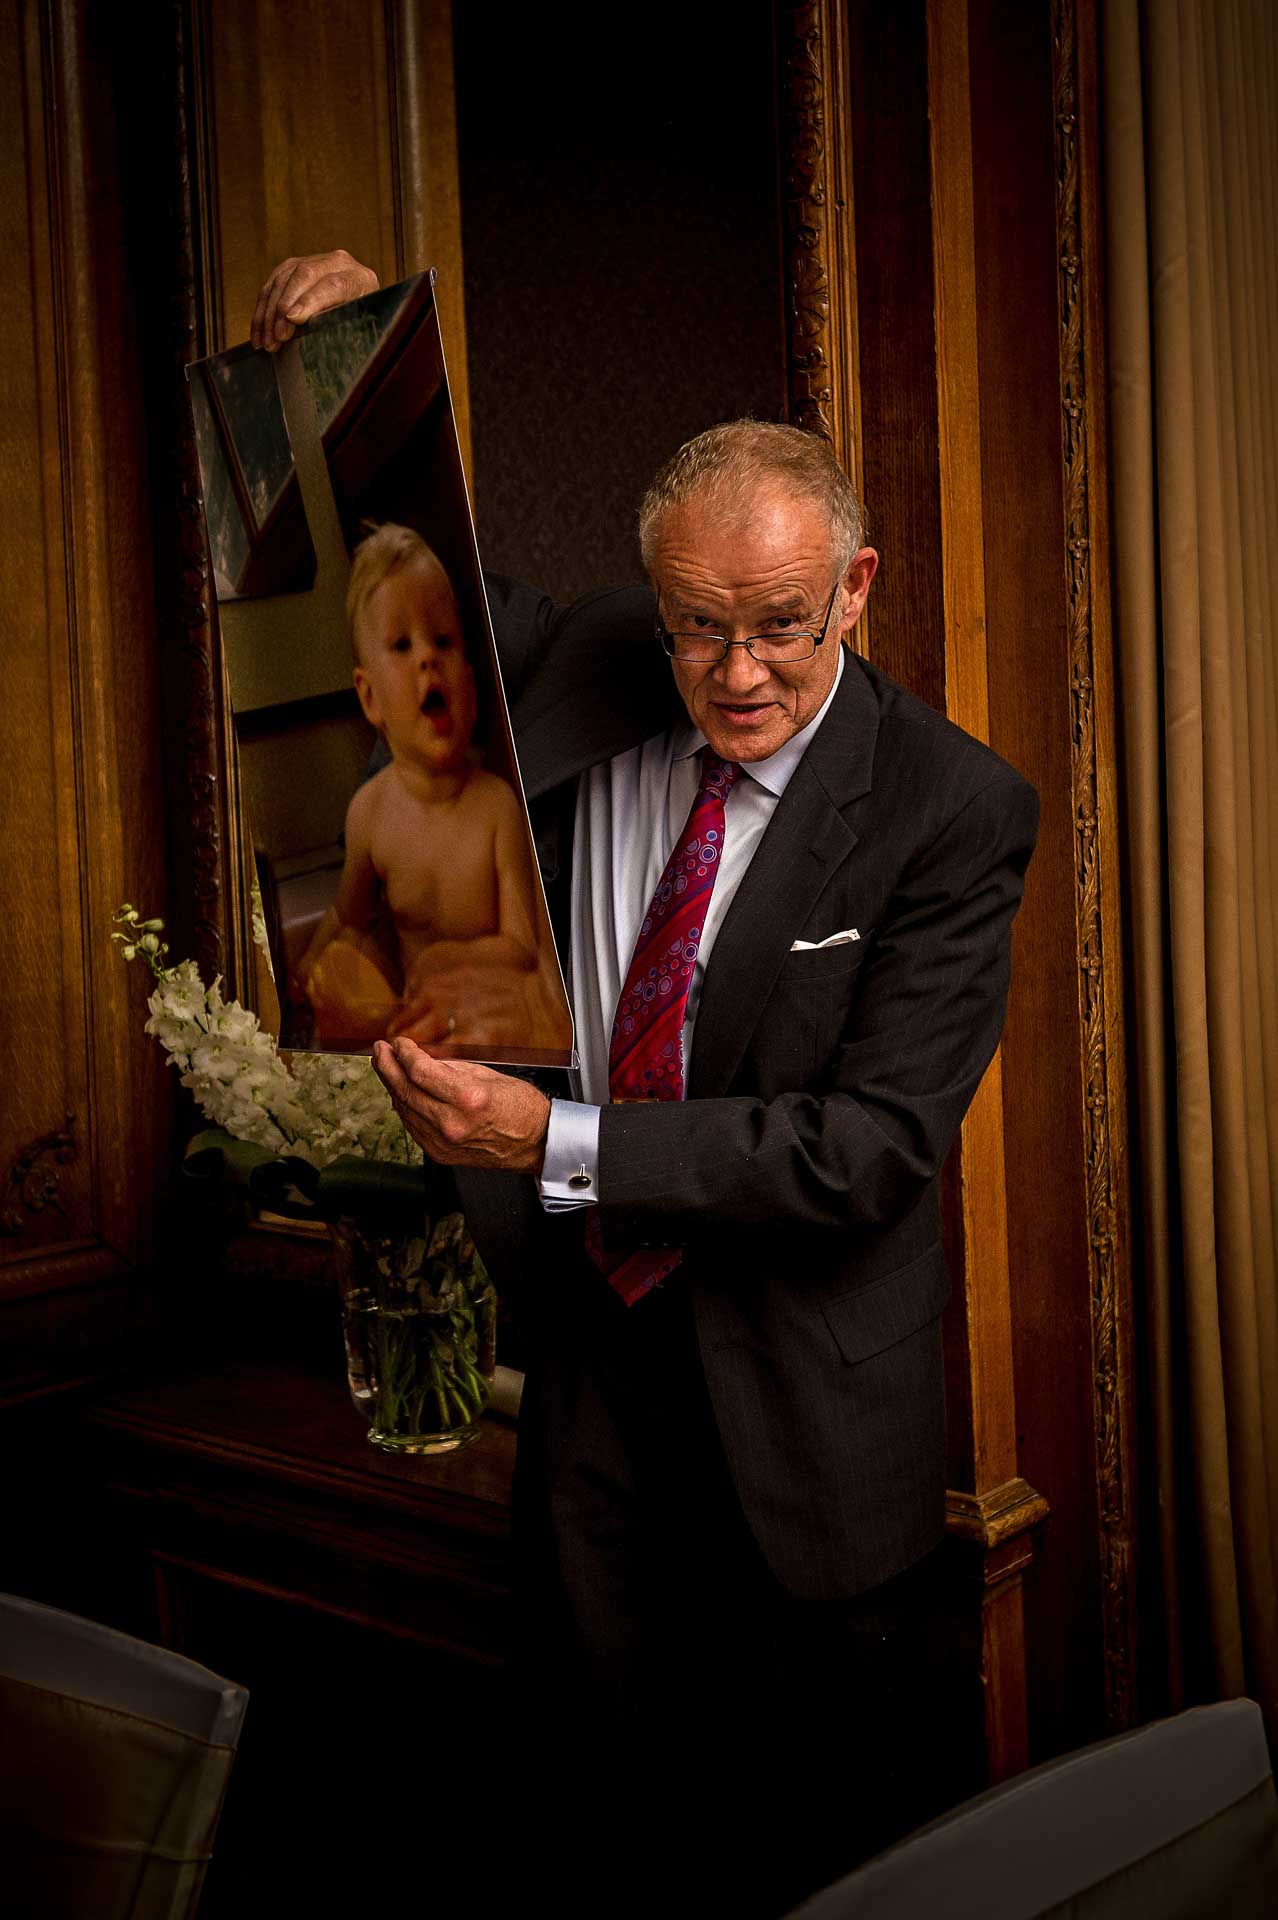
top-left (786, 1699), bottom-right (1278, 1919)
top-left (0, 1591), bottom-right (249, 1919)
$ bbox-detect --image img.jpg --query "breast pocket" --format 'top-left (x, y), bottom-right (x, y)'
top-left (777, 941), bottom-right (868, 984)
top-left (758, 938), bottom-right (870, 1084)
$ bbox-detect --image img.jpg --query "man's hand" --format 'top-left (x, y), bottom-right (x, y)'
top-left (250, 250), bottom-right (379, 351)
top-left (372, 1037), bottom-right (550, 1173)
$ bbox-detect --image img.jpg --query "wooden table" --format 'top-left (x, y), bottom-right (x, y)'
top-left (79, 1363), bottom-right (519, 1909)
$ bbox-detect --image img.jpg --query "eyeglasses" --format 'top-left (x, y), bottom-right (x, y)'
top-left (656, 581), bottom-right (843, 664)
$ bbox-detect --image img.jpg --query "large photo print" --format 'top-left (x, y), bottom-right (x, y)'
top-left (187, 273), bottom-right (572, 1067)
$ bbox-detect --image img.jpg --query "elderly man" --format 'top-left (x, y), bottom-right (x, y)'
top-left (254, 258), bottom-right (1038, 1911)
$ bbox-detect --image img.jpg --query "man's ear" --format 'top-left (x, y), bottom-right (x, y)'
top-left (353, 667), bottom-right (380, 728)
top-left (838, 547), bottom-right (879, 637)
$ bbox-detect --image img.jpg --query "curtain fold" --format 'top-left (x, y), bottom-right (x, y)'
top-left (1101, 0), bottom-right (1278, 1726)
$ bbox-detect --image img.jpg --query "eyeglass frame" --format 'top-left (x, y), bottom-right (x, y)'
top-left (654, 580), bottom-right (845, 665)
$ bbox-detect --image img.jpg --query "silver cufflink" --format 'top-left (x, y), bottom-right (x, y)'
top-left (568, 1165), bottom-right (592, 1190)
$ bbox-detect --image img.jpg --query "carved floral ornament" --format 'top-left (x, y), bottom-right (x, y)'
top-left (2, 1117), bottom-right (77, 1237)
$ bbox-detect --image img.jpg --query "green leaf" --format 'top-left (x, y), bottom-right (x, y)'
top-left (184, 1131), bottom-right (281, 1189)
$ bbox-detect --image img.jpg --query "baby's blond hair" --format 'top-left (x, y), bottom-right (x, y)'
top-left (346, 521), bottom-right (451, 662)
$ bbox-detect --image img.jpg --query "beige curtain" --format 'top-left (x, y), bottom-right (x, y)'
top-left (1102, 0), bottom-right (1278, 1725)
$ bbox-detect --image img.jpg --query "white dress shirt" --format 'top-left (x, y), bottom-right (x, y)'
top-left (539, 647), bottom-right (846, 1209)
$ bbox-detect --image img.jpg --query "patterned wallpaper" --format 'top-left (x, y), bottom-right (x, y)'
top-left (454, 0), bottom-right (786, 608)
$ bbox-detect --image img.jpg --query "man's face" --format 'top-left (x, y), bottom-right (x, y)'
top-left (354, 557), bottom-right (476, 772)
top-left (649, 487), bottom-right (877, 763)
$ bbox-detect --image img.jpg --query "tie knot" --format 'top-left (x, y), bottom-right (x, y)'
top-left (699, 747), bottom-right (739, 800)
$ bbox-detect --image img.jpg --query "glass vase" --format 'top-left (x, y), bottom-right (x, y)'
top-left (330, 1211), bottom-right (497, 1454)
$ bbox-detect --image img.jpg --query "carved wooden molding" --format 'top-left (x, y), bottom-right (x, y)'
top-left (947, 1477), bottom-right (1051, 1553)
top-left (1, 1118), bottom-right (77, 1238)
top-left (384, 0), bottom-right (471, 471)
top-left (168, 0), bottom-right (244, 990)
top-left (1051, 0), bottom-right (1134, 1733)
top-left (776, 0), bottom-right (861, 485)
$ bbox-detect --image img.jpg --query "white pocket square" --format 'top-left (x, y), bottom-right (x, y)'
top-left (790, 928), bottom-right (860, 951)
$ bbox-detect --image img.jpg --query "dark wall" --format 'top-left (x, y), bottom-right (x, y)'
top-left (454, 0), bottom-right (786, 604)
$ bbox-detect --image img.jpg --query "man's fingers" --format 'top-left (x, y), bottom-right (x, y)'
top-left (250, 251), bottom-right (379, 352)
top-left (282, 267), bottom-right (375, 326)
top-left (373, 1036), bottom-right (466, 1108)
top-left (370, 1039), bottom-right (412, 1104)
top-left (251, 260), bottom-right (295, 350)
top-left (390, 1039), bottom-right (481, 1105)
top-left (373, 1037), bottom-right (431, 1100)
top-left (258, 260), bottom-right (302, 350)
top-left (264, 260), bottom-right (318, 346)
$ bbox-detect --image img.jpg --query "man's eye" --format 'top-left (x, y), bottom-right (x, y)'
top-left (434, 633), bottom-right (454, 650)
top-left (391, 635), bottom-right (411, 652)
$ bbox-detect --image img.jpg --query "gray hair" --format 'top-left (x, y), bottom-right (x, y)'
top-left (638, 420), bottom-right (866, 574)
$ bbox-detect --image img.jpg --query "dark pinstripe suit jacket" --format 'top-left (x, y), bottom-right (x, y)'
top-left (458, 575), bottom-right (1039, 1602)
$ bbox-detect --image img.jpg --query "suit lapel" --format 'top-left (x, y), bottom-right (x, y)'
top-left (688, 655), bottom-right (880, 1099)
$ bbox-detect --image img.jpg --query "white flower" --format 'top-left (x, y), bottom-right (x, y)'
top-left (211, 1000), bottom-right (264, 1047)
top-left (146, 959), bottom-right (208, 1024)
top-left (188, 1042), bottom-right (246, 1084)
top-left (122, 923), bottom-right (419, 1168)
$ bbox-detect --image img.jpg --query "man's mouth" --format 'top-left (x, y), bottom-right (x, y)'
top-left (713, 700), bottom-right (774, 725)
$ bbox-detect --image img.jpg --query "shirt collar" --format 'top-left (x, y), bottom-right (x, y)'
top-left (670, 643), bottom-right (847, 796)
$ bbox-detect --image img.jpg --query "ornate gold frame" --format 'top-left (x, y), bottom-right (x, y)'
top-left (1050, 0), bottom-right (1135, 1732)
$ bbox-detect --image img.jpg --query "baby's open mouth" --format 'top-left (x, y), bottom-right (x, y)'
top-left (421, 686), bottom-right (452, 734)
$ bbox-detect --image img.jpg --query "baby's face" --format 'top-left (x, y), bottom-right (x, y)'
top-left (354, 557), bottom-right (476, 772)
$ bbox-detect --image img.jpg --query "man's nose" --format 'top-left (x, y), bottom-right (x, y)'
top-left (715, 640), bottom-right (770, 690)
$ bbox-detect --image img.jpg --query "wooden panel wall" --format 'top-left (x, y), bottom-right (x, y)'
top-left (967, 0), bottom-right (1127, 1754)
top-left (839, 0), bottom-right (1133, 1764)
top-left (0, 0), bottom-right (169, 1400)
top-left (454, 0), bottom-right (784, 601)
top-left (192, 0), bottom-right (468, 454)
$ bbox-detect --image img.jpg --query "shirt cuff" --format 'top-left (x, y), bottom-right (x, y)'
top-left (538, 1098), bottom-right (602, 1211)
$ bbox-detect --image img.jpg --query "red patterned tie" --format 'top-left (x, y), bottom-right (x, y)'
top-left (587, 747), bottom-right (739, 1305)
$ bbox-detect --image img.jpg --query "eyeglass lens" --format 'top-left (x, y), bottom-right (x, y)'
top-left (666, 634), bottom-right (820, 662)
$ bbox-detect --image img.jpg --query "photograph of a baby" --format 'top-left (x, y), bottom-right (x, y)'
top-left (299, 524), bottom-right (542, 1048)
top-left (187, 270), bottom-right (572, 1068)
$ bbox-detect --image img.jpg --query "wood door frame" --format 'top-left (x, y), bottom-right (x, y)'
top-left (772, 0), bottom-right (1135, 1756)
